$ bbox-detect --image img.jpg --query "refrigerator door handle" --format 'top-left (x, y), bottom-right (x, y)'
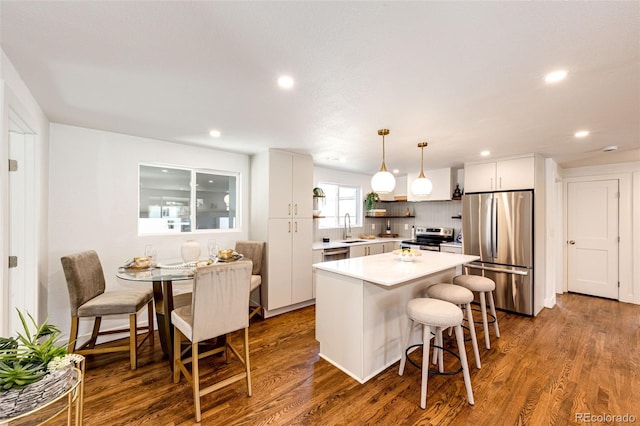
top-left (491, 197), bottom-right (498, 259)
top-left (464, 263), bottom-right (529, 276)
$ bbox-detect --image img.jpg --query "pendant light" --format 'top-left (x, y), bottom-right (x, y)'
top-left (370, 129), bottom-right (396, 194)
top-left (411, 142), bottom-right (433, 196)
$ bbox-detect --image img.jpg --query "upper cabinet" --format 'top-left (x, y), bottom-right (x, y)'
top-left (407, 167), bottom-right (458, 201)
top-left (464, 155), bottom-right (536, 193)
top-left (267, 150), bottom-right (313, 218)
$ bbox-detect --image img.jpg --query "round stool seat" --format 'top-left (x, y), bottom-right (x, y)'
top-left (453, 275), bottom-right (495, 292)
top-left (427, 284), bottom-right (474, 305)
top-left (407, 298), bottom-right (463, 328)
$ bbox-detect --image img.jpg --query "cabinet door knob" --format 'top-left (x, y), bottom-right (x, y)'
top-left (569, 240), bottom-right (575, 245)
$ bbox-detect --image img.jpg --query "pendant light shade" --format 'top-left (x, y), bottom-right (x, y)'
top-left (371, 129), bottom-right (396, 194)
top-left (411, 142), bottom-right (433, 196)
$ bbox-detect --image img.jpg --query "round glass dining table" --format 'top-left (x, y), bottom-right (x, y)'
top-left (116, 263), bottom-right (196, 365)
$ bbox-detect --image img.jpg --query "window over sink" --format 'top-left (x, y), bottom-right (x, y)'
top-left (138, 164), bottom-right (239, 234)
top-left (317, 182), bottom-right (362, 229)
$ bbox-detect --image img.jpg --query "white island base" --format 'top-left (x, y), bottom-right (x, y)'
top-left (314, 251), bottom-right (479, 384)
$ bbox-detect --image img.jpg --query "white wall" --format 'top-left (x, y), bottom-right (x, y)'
top-left (0, 50), bottom-right (50, 333)
top-left (562, 161), bottom-right (640, 305)
top-left (48, 124), bottom-right (251, 339)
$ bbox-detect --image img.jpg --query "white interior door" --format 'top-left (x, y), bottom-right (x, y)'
top-left (8, 111), bottom-right (38, 335)
top-left (567, 179), bottom-right (619, 299)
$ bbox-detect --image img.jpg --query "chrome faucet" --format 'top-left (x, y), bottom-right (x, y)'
top-left (343, 213), bottom-right (352, 239)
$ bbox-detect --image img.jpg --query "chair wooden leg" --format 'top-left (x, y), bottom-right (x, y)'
top-left (454, 325), bottom-right (474, 405)
top-left (479, 291), bottom-right (491, 349)
top-left (88, 317), bottom-right (102, 349)
top-left (398, 319), bottom-right (414, 376)
top-left (192, 342), bottom-right (201, 423)
top-left (129, 314), bottom-right (137, 370)
top-left (420, 324), bottom-right (431, 410)
top-left (147, 300), bottom-right (154, 347)
top-left (488, 291), bottom-right (501, 338)
top-left (258, 285), bottom-right (264, 319)
top-left (173, 328), bottom-right (181, 384)
top-left (244, 327), bottom-right (252, 397)
top-left (68, 316), bottom-right (80, 353)
top-left (465, 302), bottom-right (481, 369)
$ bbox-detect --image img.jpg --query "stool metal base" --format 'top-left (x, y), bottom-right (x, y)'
top-left (405, 343), bottom-right (463, 376)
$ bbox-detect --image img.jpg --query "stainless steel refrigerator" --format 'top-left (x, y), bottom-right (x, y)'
top-left (462, 190), bottom-right (534, 315)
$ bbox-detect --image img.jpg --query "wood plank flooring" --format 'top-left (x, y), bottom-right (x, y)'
top-left (49, 293), bottom-right (639, 425)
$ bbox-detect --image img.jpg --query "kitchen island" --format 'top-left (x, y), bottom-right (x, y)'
top-left (313, 250), bottom-right (479, 383)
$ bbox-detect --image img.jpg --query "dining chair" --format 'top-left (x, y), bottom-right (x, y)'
top-left (234, 240), bottom-right (265, 319)
top-left (60, 250), bottom-right (154, 370)
top-left (171, 261), bottom-right (253, 422)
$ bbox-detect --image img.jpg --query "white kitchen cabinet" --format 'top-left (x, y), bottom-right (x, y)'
top-left (349, 241), bottom-right (392, 258)
top-left (440, 243), bottom-right (462, 254)
top-left (268, 150), bottom-right (313, 218)
top-left (407, 167), bottom-right (458, 201)
top-left (464, 155), bottom-right (535, 193)
top-left (250, 150), bottom-right (314, 316)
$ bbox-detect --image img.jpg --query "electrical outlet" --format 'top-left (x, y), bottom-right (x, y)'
top-left (371, 224), bottom-right (375, 230)
top-left (404, 224), bottom-right (409, 230)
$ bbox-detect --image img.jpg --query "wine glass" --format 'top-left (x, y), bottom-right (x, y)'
top-left (144, 245), bottom-right (156, 263)
top-left (208, 239), bottom-right (219, 260)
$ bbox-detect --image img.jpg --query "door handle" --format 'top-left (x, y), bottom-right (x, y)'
top-left (288, 221), bottom-right (291, 233)
top-left (294, 204), bottom-right (298, 215)
top-left (295, 221), bottom-right (298, 233)
top-left (569, 240), bottom-right (575, 245)
top-left (288, 204), bottom-right (291, 216)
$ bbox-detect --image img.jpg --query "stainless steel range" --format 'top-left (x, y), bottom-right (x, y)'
top-left (401, 226), bottom-right (454, 252)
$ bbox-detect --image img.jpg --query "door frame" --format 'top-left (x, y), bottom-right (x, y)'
top-left (1, 84), bottom-right (45, 336)
top-left (562, 167), bottom-right (635, 304)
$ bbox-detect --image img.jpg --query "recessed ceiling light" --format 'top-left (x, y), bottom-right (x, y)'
top-left (161, 169), bottom-right (168, 173)
top-left (602, 145), bottom-right (618, 152)
top-left (544, 70), bottom-right (568, 84)
top-left (480, 150), bottom-right (490, 157)
top-left (278, 75), bottom-right (294, 89)
top-left (574, 130), bottom-right (590, 138)
top-left (208, 180), bottom-right (213, 183)
top-left (209, 130), bottom-right (221, 138)
top-left (392, 169), bottom-right (400, 174)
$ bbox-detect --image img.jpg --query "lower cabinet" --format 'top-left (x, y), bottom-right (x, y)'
top-left (267, 218), bottom-right (313, 310)
top-left (349, 241), bottom-right (395, 258)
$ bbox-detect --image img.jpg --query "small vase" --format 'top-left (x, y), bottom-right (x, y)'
top-left (181, 240), bottom-right (201, 263)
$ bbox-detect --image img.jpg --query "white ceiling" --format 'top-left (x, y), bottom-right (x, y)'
top-left (1, 1), bottom-right (638, 176)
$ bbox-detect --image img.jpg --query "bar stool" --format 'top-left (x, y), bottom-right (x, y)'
top-left (398, 298), bottom-right (474, 409)
top-left (426, 284), bottom-right (481, 369)
top-left (453, 274), bottom-right (500, 349)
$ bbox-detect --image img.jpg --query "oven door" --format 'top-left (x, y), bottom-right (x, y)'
top-left (419, 244), bottom-right (440, 252)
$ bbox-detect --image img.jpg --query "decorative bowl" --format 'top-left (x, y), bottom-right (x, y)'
top-left (218, 249), bottom-right (235, 260)
top-left (392, 249), bottom-right (421, 262)
top-left (132, 256), bottom-right (151, 268)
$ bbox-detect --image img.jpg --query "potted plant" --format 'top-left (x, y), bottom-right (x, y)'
top-left (313, 187), bottom-right (325, 216)
top-left (364, 191), bottom-right (380, 213)
top-left (0, 310), bottom-right (83, 420)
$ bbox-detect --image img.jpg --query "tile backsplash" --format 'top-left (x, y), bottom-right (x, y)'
top-left (313, 200), bottom-right (463, 242)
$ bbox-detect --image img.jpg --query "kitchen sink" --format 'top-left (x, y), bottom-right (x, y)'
top-left (342, 240), bottom-right (366, 244)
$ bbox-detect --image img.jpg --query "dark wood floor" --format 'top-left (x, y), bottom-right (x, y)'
top-left (50, 293), bottom-right (639, 425)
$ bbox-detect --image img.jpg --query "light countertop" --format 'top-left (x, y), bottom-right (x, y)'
top-left (312, 238), bottom-right (404, 251)
top-left (313, 250), bottom-right (479, 287)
